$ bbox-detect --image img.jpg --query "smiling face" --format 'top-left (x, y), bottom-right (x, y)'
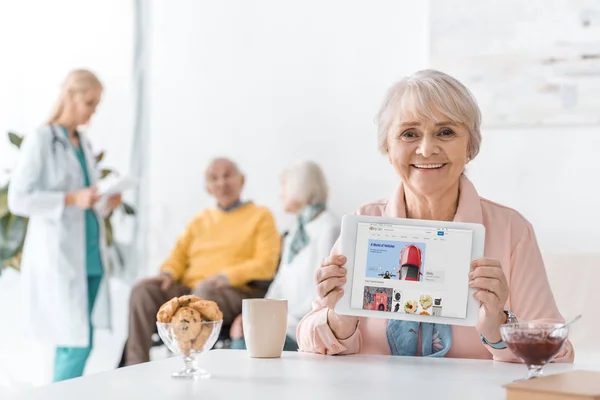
top-left (376, 70), bottom-right (482, 199)
top-left (386, 108), bottom-right (470, 198)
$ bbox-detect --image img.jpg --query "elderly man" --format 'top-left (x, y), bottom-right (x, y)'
top-left (123, 158), bottom-right (281, 365)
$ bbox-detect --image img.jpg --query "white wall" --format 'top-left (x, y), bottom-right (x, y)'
top-left (0, 0), bottom-right (135, 182)
top-left (468, 126), bottom-right (600, 254)
top-left (146, 0), bottom-right (430, 270)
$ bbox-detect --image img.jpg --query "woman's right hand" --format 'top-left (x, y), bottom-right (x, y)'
top-left (66, 188), bottom-right (99, 209)
top-left (316, 254), bottom-right (359, 339)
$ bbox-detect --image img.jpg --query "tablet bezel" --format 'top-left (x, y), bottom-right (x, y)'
top-left (335, 214), bottom-right (485, 326)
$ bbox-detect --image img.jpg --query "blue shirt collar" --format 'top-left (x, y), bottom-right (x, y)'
top-left (218, 200), bottom-right (249, 212)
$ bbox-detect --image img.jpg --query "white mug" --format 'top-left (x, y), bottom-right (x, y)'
top-left (242, 299), bottom-right (288, 358)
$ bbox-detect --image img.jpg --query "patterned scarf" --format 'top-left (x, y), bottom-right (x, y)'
top-left (287, 203), bottom-right (326, 264)
top-left (386, 320), bottom-right (452, 357)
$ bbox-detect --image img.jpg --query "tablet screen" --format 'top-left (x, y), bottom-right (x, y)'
top-left (350, 222), bottom-right (473, 319)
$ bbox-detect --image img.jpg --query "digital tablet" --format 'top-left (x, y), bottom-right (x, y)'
top-left (335, 215), bottom-right (485, 326)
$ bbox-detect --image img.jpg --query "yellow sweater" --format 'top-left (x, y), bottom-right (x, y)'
top-left (161, 203), bottom-right (281, 288)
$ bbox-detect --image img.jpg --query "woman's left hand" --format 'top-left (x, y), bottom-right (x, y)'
top-left (107, 194), bottom-right (122, 210)
top-left (469, 258), bottom-right (509, 342)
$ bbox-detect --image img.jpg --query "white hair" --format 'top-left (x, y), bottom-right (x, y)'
top-left (376, 69), bottom-right (482, 160)
top-left (282, 161), bottom-right (328, 206)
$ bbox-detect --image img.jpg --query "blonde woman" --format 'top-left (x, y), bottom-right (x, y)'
top-left (230, 161), bottom-right (340, 351)
top-left (8, 69), bottom-right (122, 381)
top-left (297, 70), bottom-right (574, 363)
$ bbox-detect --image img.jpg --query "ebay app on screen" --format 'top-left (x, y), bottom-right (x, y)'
top-left (350, 222), bottom-right (473, 319)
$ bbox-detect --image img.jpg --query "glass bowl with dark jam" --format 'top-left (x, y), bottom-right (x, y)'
top-left (500, 322), bottom-right (569, 380)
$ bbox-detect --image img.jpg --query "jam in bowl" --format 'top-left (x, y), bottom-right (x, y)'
top-left (500, 322), bottom-right (569, 380)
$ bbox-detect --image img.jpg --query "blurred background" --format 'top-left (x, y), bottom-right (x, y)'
top-left (0, 0), bottom-right (598, 391)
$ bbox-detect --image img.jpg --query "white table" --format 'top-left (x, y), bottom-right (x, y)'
top-left (9, 350), bottom-right (600, 399)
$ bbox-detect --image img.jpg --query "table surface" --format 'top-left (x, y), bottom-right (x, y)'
top-left (10, 350), bottom-right (600, 399)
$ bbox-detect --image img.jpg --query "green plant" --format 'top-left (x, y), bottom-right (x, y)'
top-left (0, 131), bottom-right (136, 275)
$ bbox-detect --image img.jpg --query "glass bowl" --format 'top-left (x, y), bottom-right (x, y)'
top-left (156, 320), bottom-right (222, 378)
top-left (500, 322), bottom-right (568, 379)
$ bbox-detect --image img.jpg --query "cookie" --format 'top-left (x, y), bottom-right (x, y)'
top-left (192, 324), bottom-right (214, 351)
top-left (177, 294), bottom-right (200, 307)
top-left (171, 307), bottom-right (203, 342)
top-left (157, 297), bottom-right (180, 323)
top-left (187, 299), bottom-right (223, 321)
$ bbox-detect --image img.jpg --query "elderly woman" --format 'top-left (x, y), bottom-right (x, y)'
top-left (230, 161), bottom-right (340, 351)
top-left (296, 70), bottom-right (574, 362)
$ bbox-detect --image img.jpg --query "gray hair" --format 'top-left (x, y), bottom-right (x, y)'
top-left (282, 161), bottom-right (328, 206)
top-left (376, 69), bottom-right (482, 160)
top-left (205, 157), bottom-right (243, 177)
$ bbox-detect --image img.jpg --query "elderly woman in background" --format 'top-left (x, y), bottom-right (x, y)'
top-left (230, 161), bottom-right (340, 351)
top-left (296, 70), bottom-right (574, 362)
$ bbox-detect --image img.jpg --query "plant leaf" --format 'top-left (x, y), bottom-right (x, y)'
top-left (104, 217), bottom-right (114, 247)
top-left (0, 213), bottom-right (28, 263)
top-left (0, 185), bottom-right (9, 218)
top-left (3, 253), bottom-right (22, 271)
top-left (101, 169), bottom-right (112, 179)
top-left (95, 152), bottom-right (105, 163)
top-left (122, 202), bottom-right (136, 215)
top-left (7, 132), bottom-right (23, 148)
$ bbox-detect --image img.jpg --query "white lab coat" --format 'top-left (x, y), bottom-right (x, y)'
top-left (8, 125), bottom-right (111, 347)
